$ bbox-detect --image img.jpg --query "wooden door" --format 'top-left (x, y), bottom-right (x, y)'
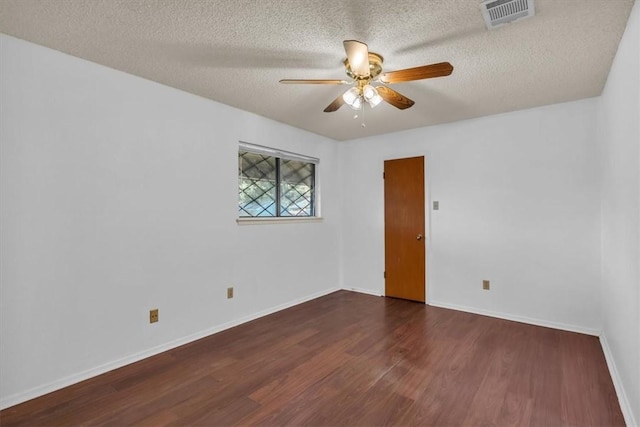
top-left (384, 156), bottom-right (426, 302)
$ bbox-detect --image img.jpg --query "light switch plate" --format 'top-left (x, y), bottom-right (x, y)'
top-left (433, 201), bottom-right (439, 210)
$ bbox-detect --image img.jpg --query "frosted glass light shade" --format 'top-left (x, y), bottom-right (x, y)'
top-left (342, 87), bottom-right (360, 105)
top-left (349, 95), bottom-right (363, 110)
top-left (362, 84), bottom-right (378, 101)
top-left (368, 93), bottom-right (383, 108)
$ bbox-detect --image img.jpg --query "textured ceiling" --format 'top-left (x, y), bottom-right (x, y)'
top-left (0, 0), bottom-right (634, 141)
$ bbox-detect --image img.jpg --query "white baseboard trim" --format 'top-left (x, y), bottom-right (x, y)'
top-left (342, 287), bottom-right (384, 297)
top-left (428, 300), bottom-right (601, 336)
top-left (600, 333), bottom-right (637, 427)
top-left (0, 286), bottom-right (340, 411)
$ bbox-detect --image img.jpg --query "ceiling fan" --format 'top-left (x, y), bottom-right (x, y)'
top-left (279, 40), bottom-right (453, 113)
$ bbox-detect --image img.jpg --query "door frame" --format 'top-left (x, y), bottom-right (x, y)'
top-left (383, 154), bottom-right (431, 304)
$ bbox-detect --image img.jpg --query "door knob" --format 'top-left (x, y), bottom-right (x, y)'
top-left (416, 234), bottom-right (423, 241)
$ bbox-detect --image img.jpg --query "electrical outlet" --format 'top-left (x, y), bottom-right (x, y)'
top-left (150, 308), bottom-right (159, 323)
top-left (482, 280), bottom-right (490, 290)
top-left (433, 201), bottom-right (439, 210)
top-left (227, 287), bottom-right (234, 299)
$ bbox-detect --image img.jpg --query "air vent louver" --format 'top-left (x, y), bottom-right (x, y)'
top-left (481, 0), bottom-right (535, 30)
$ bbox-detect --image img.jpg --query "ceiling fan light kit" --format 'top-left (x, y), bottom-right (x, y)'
top-left (342, 82), bottom-right (383, 110)
top-left (279, 40), bottom-right (454, 118)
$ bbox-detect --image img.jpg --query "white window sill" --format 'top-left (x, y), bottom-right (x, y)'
top-left (236, 217), bottom-right (324, 225)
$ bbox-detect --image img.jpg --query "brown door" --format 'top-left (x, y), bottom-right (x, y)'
top-left (384, 156), bottom-right (426, 302)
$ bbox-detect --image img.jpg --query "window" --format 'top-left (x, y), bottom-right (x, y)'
top-left (238, 142), bottom-right (318, 218)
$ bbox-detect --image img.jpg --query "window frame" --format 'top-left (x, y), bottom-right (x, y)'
top-left (237, 142), bottom-right (321, 224)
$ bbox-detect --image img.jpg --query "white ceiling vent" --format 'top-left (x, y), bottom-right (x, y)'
top-left (481, 0), bottom-right (535, 30)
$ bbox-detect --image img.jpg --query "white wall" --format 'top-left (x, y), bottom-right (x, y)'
top-left (340, 98), bottom-right (602, 334)
top-left (0, 34), bottom-right (342, 408)
top-left (597, 0), bottom-right (640, 425)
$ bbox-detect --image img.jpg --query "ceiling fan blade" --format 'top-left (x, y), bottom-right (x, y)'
top-left (343, 40), bottom-right (370, 77)
top-left (377, 86), bottom-right (415, 110)
top-left (323, 94), bottom-right (346, 112)
top-left (279, 79), bottom-right (349, 84)
top-left (379, 62), bottom-right (453, 84)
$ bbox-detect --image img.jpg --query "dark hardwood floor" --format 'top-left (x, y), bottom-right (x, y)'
top-left (0, 291), bottom-right (624, 426)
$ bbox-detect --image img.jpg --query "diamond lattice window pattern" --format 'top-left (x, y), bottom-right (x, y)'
top-left (239, 152), bottom-right (277, 217)
top-left (239, 149), bottom-right (315, 218)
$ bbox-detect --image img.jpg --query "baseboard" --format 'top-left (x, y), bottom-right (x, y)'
top-left (428, 300), bottom-right (601, 336)
top-left (342, 286), bottom-right (384, 297)
top-left (600, 333), bottom-right (637, 427)
top-left (0, 286), bottom-right (340, 411)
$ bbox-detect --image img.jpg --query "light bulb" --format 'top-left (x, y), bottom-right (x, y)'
top-left (362, 84), bottom-right (378, 101)
top-left (342, 87), bottom-right (360, 106)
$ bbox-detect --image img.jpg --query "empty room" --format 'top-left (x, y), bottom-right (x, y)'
top-left (1, 0), bottom-right (638, 425)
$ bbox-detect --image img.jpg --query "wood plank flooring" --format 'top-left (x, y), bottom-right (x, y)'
top-left (0, 291), bottom-right (624, 426)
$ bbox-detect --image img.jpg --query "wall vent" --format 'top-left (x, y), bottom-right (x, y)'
top-left (481, 0), bottom-right (535, 30)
